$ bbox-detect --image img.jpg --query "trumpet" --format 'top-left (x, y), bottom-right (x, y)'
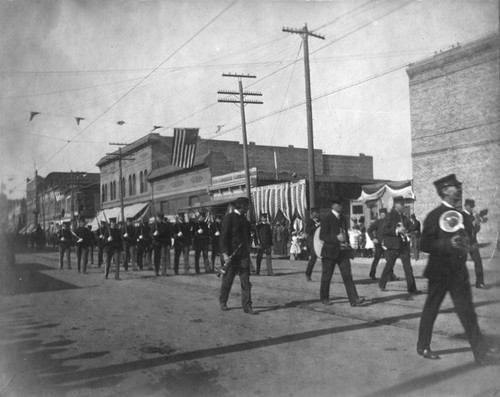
top-left (439, 210), bottom-right (469, 250)
top-left (396, 222), bottom-right (409, 242)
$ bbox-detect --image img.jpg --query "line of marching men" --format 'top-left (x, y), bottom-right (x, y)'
top-left (57, 211), bottom-right (224, 280)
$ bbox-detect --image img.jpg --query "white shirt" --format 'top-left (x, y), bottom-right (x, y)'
top-left (331, 209), bottom-right (340, 219)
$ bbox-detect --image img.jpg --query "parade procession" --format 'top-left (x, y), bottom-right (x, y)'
top-left (0, 1), bottom-right (499, 396)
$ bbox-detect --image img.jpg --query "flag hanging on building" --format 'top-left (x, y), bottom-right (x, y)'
top-left (171, 128), bottom-right (199, 168)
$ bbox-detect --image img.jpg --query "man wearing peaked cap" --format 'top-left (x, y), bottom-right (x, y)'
top-left (378, 195), bottom-right (420, 294)
top-left (255, 212), bottom-right (274, 276)
top-left (416, 174), bottom-right (498, 365)
top-left (433, 173), bottom-right (462, 197)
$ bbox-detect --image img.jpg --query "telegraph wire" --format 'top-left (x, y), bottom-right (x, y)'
top-left (34, 0), bottom-right (238, 172)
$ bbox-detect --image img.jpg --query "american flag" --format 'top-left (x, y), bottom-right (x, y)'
top-left (171, 128), bottom-right (199, 168)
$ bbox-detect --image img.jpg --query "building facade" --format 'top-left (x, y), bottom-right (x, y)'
top-left (25, 171), bottom-right (100, 231)
top-left (407, 33), bottom-right (499, 251)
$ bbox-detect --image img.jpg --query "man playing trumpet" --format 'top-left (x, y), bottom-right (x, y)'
top-left (378, 196), bottom-right (420, 294)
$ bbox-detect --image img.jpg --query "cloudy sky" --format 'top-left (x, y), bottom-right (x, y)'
top-left (0, 0), bottom-right (498, 199)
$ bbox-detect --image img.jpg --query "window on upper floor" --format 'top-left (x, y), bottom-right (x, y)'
top-left (139, 171), bottom-right (144, 193)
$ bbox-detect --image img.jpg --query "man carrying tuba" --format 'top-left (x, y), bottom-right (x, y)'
top-left (416, 174), bottom-right (498, 365)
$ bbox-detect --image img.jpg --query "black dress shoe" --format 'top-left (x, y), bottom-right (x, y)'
top-left (244, 308), bottom-right (258, 315)
top-left (321, 299), bottom-right (332, 305)
top-left (350, 297), bottom-right (365, 307)
top-left (220, 303), bottom-right (229, 311)
top-left (379, 287), bottom-right (387, 292)
top-left (417, 348), bottom-right (440, 359)
top-left (476, 284), bottom-right (487, 289)
top-left (306, 275), bottom-right (312, 282)
top-left (389, 275), bottom-right (400, 281)
top-left (409, 290), bottom-right (422, 295)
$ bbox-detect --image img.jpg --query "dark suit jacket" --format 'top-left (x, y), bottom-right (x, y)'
top-left (319, 211), bottom-right (345, 260)
top-left (463, 210), bottom-right (480, 245)
top-left (367, 218), bottom-right (383, 242)
top-left (420, 204), bottom-right (468, 280)
top-left (381, 209), bottom-right (410, 250)
top-left (220, 212), bottom-right (251, 258)
top-left (256, 222), bottom-right (273, 248)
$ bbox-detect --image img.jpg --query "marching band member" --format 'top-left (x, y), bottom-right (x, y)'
top-left (192, 212), bottom-right (211, 274)
top-left (319, 197), bottom-right (364, 307)
top-left (378, 196), bottom-right (420, 294)
top-left (255, 213), bottom-right (273, 276)
top-left (305, 208), bottom-right (320, 281)
top-left (463, 199), bottom-right (486, 289)
top-left (416, 174), bottom-right (498, 365)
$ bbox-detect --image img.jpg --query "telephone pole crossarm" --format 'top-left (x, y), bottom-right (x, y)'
top-left (217, 72), bottom-right (264, 222)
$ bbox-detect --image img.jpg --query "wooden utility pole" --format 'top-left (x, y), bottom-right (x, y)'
top-left (282, 24), bottom-right (324, 209)
top-left (217, 74), bottom-right (263, 222)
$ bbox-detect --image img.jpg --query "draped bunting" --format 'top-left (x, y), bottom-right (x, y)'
top-left (251, 179), bottom-right (307, 223)
top-left (356, 181), bottom-right (415, 204)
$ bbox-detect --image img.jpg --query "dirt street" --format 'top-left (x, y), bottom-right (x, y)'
top-left (1, 249), bottom-right (499, 397)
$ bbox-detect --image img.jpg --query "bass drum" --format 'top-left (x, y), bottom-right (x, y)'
top-left (313, 227), bottom-right (323, 259)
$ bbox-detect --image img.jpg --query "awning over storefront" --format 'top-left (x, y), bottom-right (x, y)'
top-left (357, 180), bottom-right (415, 204)
top-left (89, 202), bottom-right (150, 230)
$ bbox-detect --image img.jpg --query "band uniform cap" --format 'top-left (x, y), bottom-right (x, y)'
top-left (379, 208), bottom-right (388, 214)
top-left (393, 196), bottom-right (405, 204)
top-left (329, 196), bottom-right (342, 205)
top-left (464, 199), bottom-right (475, 208)
top-left (109, 217), bottom-right (117, 222)
top-left (157, 212), bottom-right (164, 218)
top-left (433, 173), bottom-right (461, 191)
top-left (260, 213), bottom-right (268, 218)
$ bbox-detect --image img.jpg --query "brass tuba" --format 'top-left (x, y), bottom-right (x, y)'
top-left (439, 210), bottom-right (464, 233)
top-left (439, 210), bottom-right (469, 250)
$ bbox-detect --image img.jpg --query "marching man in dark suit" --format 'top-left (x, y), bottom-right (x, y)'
top-left (219, 197), bottom-right (257, 315)
top-left (305, 208), bottom-right (320, 282)
top-left (75, 218), bottom-right (93, 274)
top-left (378, 196), bottom-right (420, 294)
top-left (367, 208), bottom-right (398, 281)
top-left (319, 197), bottom-right (364, 307)
top-left (192, 212), bottom-right (211, 274)
top-left (416, 174), bottom-right (498, 365)
top-left (463, 198), bottom-right (485, 289)
top-left (255, 213), bottom-right (274, 276)
top-left (104, 218), bottom-right (123, 280)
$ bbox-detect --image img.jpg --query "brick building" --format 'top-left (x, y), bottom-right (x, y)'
top-left (148, 138), bottom-right (374, 217)
top-left (97, 132), bottom-right (375, 221)
top-left (407, 33), bottom-right (499, 252)
top-left (25, 171), bottom-right (100, 231)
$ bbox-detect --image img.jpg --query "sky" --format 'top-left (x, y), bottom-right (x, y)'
top-left (0, 0), bottom-right (498, 199)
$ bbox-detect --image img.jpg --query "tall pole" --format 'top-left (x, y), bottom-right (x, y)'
top-left (283, 24), bottom-right (324, 209)
top-left (218, 74), bottom-right (263, 222)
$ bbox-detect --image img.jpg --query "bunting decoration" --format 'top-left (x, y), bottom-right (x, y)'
top-left (29, 111), bottom-right (40, 122)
